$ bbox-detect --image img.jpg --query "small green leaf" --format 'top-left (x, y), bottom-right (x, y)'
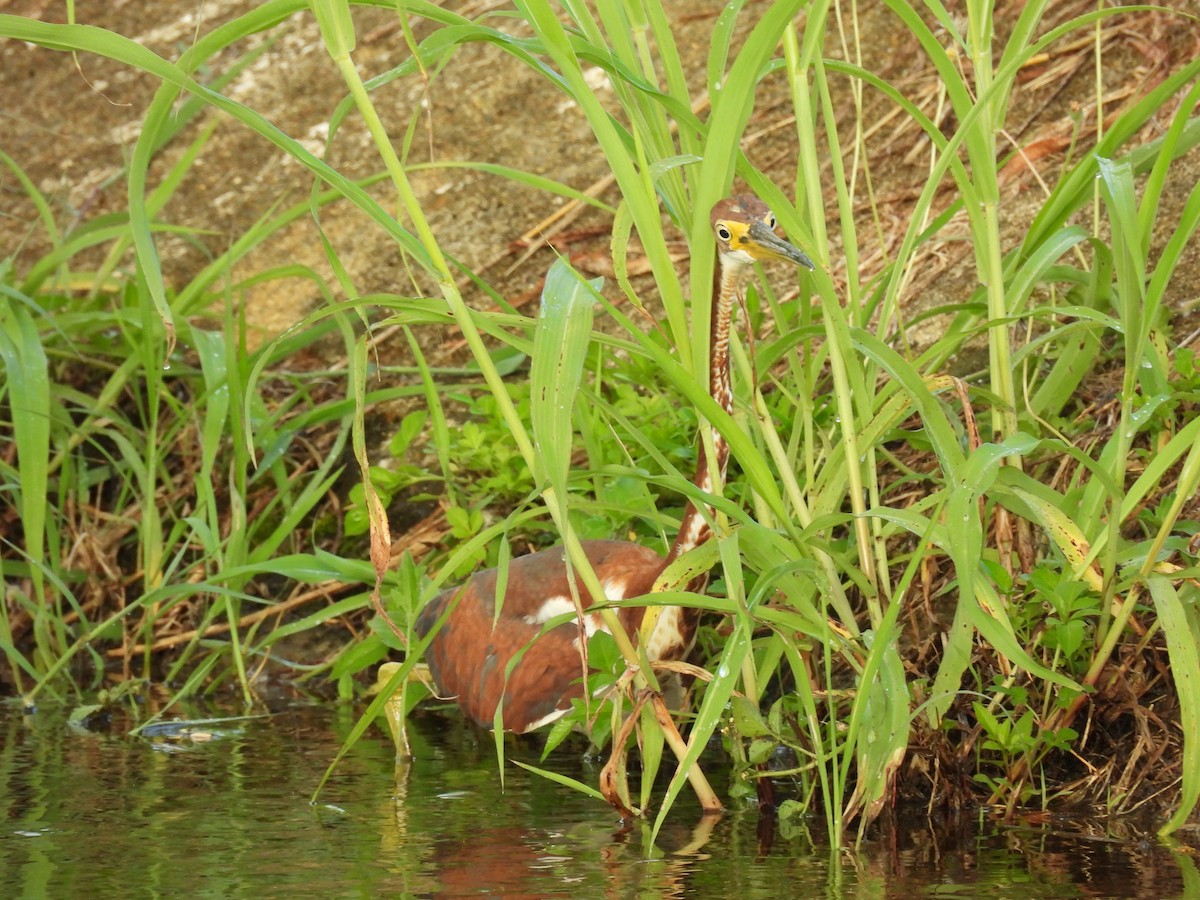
top-left (388, 410), bottom-right (427, 456)
top-left (731, 695), bottom-right (771, 738)
top-left (748, 738), bottom-right (775, 765)
top-left (67, 704), bottom-right (106, 727)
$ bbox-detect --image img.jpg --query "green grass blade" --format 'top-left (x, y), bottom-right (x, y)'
top-left (511, 760), bottom-right (606, 801)
top-left (1151, 576), bottom-right (1200, 836)
top-left (0, 304), bottom-right (51, 609)
top-left (530, 259), bottom-right (599, 494)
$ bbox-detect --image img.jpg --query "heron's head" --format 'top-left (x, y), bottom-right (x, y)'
top-left (710, 195), bottom-right (814, 271)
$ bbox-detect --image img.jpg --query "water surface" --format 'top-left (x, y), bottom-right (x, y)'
top-left (0, 699), bottom-right (1193, 897)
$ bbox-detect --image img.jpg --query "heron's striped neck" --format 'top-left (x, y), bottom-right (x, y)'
top-left (667, 252), bottom-right (749, 564)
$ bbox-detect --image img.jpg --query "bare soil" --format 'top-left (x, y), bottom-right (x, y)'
top-left (5, 1), bottom-right (1198, 347)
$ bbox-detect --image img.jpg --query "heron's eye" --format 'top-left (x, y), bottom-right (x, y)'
top-left (716, 224), bottom-right (732, 241)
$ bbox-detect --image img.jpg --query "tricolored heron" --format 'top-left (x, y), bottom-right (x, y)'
top-left (415, 195), bottom-right (814, 733)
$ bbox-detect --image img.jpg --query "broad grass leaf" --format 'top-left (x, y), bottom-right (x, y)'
top-left (1150, 577), bottom-right (1200, 836)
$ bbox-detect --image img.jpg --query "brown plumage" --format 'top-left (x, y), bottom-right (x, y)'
top-left (415, 195), bottom-right (814, 733)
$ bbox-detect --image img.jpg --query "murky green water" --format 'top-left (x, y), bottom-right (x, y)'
top-left (0, 698), bottom-right (1194, 898)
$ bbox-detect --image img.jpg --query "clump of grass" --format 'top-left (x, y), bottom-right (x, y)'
top-left (4, 0), bottom-right (1200, 848)
top-left (0, 40), bottom-right (376, 703)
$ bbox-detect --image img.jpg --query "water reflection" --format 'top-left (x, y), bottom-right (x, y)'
top-left (0, 700), bottom-right (1194, 897)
